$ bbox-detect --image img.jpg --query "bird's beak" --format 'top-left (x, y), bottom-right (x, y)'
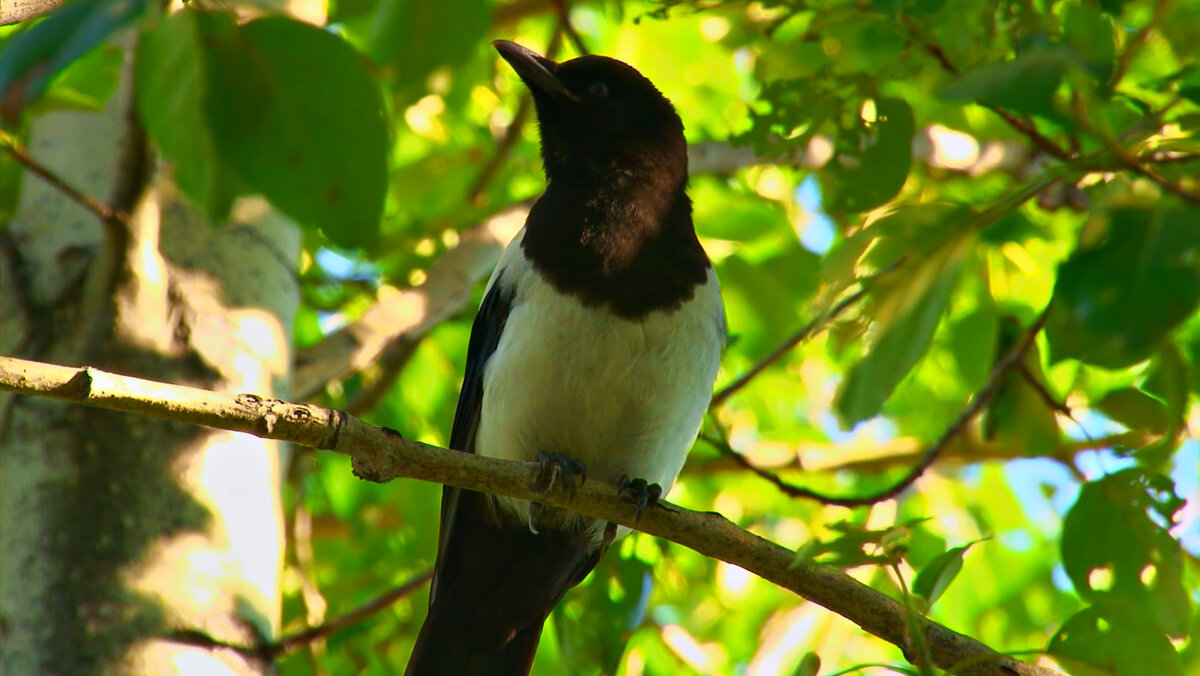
top-left (493, 40), bottom-right (579, 102)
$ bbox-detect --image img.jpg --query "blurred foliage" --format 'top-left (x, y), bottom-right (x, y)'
top-left (2, 0), bottom-right (1199, 675)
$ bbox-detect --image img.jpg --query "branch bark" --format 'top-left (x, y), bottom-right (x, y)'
top-left (0, 0), bottom-right (60, 25)
top-left (0, 355), bottom-right (1062, 676)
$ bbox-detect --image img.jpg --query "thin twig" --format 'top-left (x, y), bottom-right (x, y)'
top-left (692, 430), bottom-right (1155, 478)
top-left (468, 97), bottom-right (535, 204)
top-left (1110, 0), bottom-right (1172, 90)
top-left (705, 306), bottom-right (1053, 507)
top-left (0, 130), bottom-right (128, 224)
top-left (711, 288), bottom-right (867, 407)
top-left (905, 21), bottom-right (1074, 162)
top-left (468, 25), bottom-right (567, 204)
top-left (552, 0), bottom-right (590, 55)
top-left (1016, 362), bottom-right (1073, 421)
top-left (712, 253), bottom-right (913, 407)
top-left (1075, 96), bottom-right (1200, 204)
top-left (987, 108), bottom-right (1073, 161)
top-left (265, 569), bottom-right (434, 657)
top-left (164, 569), bottom-right (434, 660)
top-left (344, 337), bottom-right (418, 415)
top-left (1110, 147), bottom-right (1200, 204)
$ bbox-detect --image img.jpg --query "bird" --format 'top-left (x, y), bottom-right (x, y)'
top-left (404, 40), bottom-right (725, 675)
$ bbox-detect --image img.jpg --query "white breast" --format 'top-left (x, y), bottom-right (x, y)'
top-left (475, 231), bottom-right (724, 536)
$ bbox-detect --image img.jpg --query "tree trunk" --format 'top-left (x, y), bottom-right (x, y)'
top-left (1, 29), bottom-right (299, 675)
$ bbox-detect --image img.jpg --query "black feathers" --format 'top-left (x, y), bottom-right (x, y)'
top-left (406, 42), bottom-right (719, 676)
top-left (494, 40), bottom-right (711, 319)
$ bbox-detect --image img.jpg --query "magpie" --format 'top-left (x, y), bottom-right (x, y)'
top-left (404, 40), bottom-right (725, 675)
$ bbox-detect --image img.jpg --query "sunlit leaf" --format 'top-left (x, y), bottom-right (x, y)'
top-left (836, 262), bottom-right (958, 426)
top-left (34, 44), bottom-right (122, 113)
top-left (793, 519), bottom-right (928, 568)
top-left (136, 9), bottom-right (240, 220)
top-left (1050, 604), bottom-right (1184, 676)
top-left (912, 540), bottom-right (982, 608)
top-left (820, 97), bottom-right (914, 213)
top-left (1095, 387), bottom-right (1171, 434)
top-left (1061, 469), bottom-right (1189, 637)
top-left (0, 0), bottom-right (148, 122)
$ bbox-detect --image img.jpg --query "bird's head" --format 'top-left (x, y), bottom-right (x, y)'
top-left (493, 40), bottom-right (687, 186)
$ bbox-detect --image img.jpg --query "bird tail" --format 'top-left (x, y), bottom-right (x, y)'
top-left (405, 596), bottom-right (545, 676)
top-left (404, 489), bottom-right (603, 675)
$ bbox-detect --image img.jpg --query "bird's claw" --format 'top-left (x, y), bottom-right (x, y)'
top-left (530, 452), bottom-right (587, 500)
top-left (617, 475), bottom-right (665, 521)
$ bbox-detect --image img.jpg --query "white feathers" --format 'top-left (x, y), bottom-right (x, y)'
top-left (474, 230), bottom-right (724, 538)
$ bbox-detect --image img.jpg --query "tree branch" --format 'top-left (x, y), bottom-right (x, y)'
top-left (291, 205), bottom-right (527, 400)
top-left (693, 431), bottom-right (1156, 478)
top-left (0, 355), bottom-right (1061, 676)
top-left (164, 568), bottom-right (432, 660)
top-left (0, 129), bottom-right (128, 225)
top-left (265, 569), bottom-right (434, 658)
top-left (711, 287), bottom-right (867, 408)
top-left (904, 21), bottom-right (1074, 162)
top-left (1109, 0), bottom-right (1171, 90)
top-left (705, 306), bottom-right (1053, 506)
top-left (0, 0), bottom-right (61, 25)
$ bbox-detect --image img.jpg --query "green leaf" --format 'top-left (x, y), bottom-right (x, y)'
top-left (1046, 206), bottom-right (1200, 368)
top-left (0, 0), bottom-right (148, 122)
top-left (820, 97), bottom-right (914, 213)
top-left (1061, 469), bottom-right (1189, 637)
top-left (203, 16), bottom-right (388, 248)
top-left (367, 0), bottom-right (490, 96)
top-left (1063, 0), bottom-right (1117, 87)
top-left (871, 0), bottom-right (947, 16)
top-left (982, 316), bottom-right (1061, 455)
top-left (793, 519), bottom-right (929, 568)
top-left (553, 550), bottom-right (652, 674)
top-left (1095, 387), bottom-right (1171, 434)
top-left (717, 242), bottom-right (820, 353)
top-left (947, 301), bottom-right (1000, 390)
top-left (1178, 66), bottom-right (1200, 105)
top-left (1142, 342), bottom-right (1191, 425)
top-left (1050, 605), bottom-right (1184, 676)
top-left (940, 47), bottom-right (1070, 117)
top-left (34, 44), bottom-right (123, 113)
top-left (796, 652), bottom-right (821, 676)
top-left (835, 262), bottom-right (959, 426)
top-left (136, 10), bottom-right (240, 220)
top-left (691, 176), bottom-right (786, 241)
top-left (824, 18), bottom-right (907, 76)
top-left (912, 541), bottom-right (979, 608)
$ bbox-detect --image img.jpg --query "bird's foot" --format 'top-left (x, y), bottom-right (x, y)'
top-left (530, 451), bottom-right (587, 500)
top-left (617, 475), bottom-right (669, 521)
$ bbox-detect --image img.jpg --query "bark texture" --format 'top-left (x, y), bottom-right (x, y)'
top-left (0, 29), bottom-right (299, 676)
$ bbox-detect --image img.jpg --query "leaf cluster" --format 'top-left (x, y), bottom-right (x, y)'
top-left (2, 0), bottom-right (1197, 674)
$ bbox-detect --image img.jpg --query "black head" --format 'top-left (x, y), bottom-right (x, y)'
top-left (493, 40), bottom-right (687, 186)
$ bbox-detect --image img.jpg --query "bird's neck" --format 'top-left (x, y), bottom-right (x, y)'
top-left (521, 158), bottom-right (709, 319)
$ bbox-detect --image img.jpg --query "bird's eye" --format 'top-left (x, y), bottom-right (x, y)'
top-left (588, 82), bottom-right (609, 98)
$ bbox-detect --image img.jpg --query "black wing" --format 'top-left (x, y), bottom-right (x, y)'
top-left (431, 280), bottom-right (513, 599)
top-left (448, 281), bottom-right (513, 454)
top-left (408, 267), bottom-right (602, 674)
